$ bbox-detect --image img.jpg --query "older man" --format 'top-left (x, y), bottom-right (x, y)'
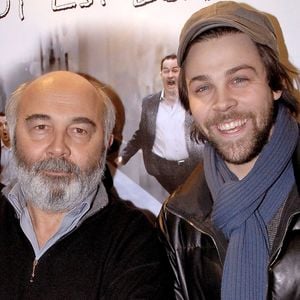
top-left (0, 71), bottom-right (174, 299)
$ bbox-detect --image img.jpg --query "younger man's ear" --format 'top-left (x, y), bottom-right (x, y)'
top-left (273, 90), bottom-right (282, 101)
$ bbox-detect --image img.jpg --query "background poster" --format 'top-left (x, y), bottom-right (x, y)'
top-left (0, 0), bottom-right (299, 214)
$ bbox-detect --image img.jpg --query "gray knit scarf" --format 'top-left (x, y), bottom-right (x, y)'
top-left (204, 104), bottom-right (299, 300)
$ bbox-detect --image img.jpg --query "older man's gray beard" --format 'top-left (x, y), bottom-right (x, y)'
top-left (14, 150), bottom-right (105, 213)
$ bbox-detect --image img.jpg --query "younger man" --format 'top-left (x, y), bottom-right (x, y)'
top-left (159, 2), bottom-right (300, 299)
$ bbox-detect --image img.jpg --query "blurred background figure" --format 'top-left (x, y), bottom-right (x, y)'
top-left (116, 54), bottom-right (203, 194)
top-left (0, 112), bottom-right (16, 187)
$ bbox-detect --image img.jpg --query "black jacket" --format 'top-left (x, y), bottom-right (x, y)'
top-left (0, 188), bottom-right (175, 299)
top-left (158, 139), bottom-right (300, 300)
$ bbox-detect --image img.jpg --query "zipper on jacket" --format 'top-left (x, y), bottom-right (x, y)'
top-left (169, 207), bottom-right (224, 266)
top-left (189, 219), bottom-right (224, 264)
top-left (269, 211), bottom-right (300, 267)
top-left (30, 259), bottom-right (38, 283)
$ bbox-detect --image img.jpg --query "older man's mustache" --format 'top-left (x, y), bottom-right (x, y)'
top-left (32, 158), bottom-right (81, 176)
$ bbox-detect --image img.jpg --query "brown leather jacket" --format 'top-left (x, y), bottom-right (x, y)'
top-left (158, 140), bottom-right (300, 300)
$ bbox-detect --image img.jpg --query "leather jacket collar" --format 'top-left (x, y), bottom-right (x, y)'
top-left (165, 137), bottom-right (300, 261)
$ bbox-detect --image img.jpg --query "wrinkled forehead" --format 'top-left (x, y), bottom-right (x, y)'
top-left (19, 75), bottom-right (102, 115)
top-left (25, 73), bottom-right (97, 99)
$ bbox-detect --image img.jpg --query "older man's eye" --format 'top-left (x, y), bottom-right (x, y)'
top-left (71, 127), bottom-right (89, 136)
top-left (35, 124), bottom-right (47, 130)
top-left (76, 128), bottom-right (86, 134)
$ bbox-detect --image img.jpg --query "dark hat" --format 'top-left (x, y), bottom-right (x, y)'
top-left (177, 1), bottom-right (278, 66)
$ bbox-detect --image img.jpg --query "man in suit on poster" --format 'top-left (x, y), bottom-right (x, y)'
top-left (116, 54), bottom-right (203, 194)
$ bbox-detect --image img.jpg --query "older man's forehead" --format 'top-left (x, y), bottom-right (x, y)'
top-left (21, 78), bottom-right (100, 108)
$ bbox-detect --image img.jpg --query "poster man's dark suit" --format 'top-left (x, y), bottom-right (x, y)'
top-left (120, 92), bottom-right (203, 193)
